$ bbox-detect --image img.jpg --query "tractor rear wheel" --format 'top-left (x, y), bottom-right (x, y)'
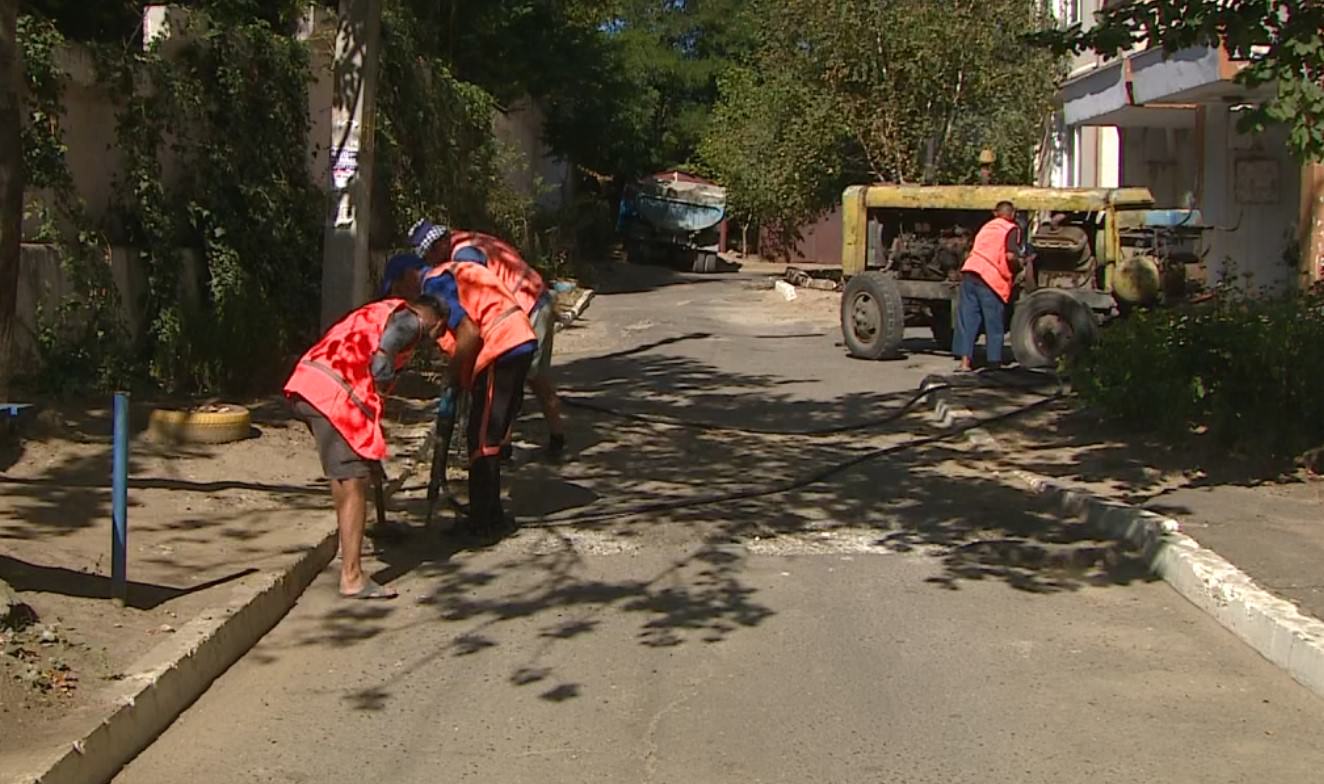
top-left (1009, 288), bottom-right (1098, 368)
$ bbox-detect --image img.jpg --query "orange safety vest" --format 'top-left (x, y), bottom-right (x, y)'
top-left (283, 299), bottom-right (414, 461)
top-left (961, 217), bottom-right (1017, 303)
top-left (424, 262), bottom-right (537, 378)
top-left (448, 230), bottom-right (547, 314)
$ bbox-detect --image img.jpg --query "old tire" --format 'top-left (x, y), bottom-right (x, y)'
top-left (1009, 288), bottom-right (1098, 369)
top-left (148, 404), bottom-right (252, 445)
top-left (841, 272), bottom-right (905, 360)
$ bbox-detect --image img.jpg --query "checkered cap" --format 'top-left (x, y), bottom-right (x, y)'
top-left (408, 219), bottom-right (450, 256)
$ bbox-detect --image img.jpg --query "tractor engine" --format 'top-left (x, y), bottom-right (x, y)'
top-left (1029, 222), bottom-right (1096, 291)
top-left (884, 228), bottom-right (971, 281)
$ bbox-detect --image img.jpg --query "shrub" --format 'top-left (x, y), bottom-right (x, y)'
top-left (1069, 286), bottom-right (1324, 454)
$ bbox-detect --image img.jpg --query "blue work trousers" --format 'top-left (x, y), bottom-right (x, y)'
top-left (953, 272), bottom-right (1006, 364)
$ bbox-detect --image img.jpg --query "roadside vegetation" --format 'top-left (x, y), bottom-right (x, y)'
top-left (1071, 284), bottom-right (1324, 455)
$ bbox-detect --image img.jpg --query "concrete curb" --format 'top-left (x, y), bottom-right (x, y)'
top-left (920, 377), bottom-right (1324, 700)
top-left (10, 419), bottom-right (437, 784)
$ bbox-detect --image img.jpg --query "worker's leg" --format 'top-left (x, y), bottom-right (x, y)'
top-left (290, 397), bottom-right (392, 597)
top-left (527, 296), bottom-right (565, 454)
top-left (954, 273), bottom-right (983, 370)
top-left (425, 383), bottom-right (460, 525)
top-left (467, 356), bottom-right (533, 532)
top-left (976, 278), bottom-right (1006, 365)
top-left (466, 368), bottom-right (503, 531)
top-left (529, 376), bottom-right (563, 450)
top-left (331, 476), bottom-right (369, 593)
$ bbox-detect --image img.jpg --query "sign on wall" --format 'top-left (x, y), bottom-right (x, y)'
top-left (1234, 157), bottom-right (1281, 205)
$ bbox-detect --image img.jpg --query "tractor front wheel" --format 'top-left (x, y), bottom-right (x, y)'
top-left (841, 272), bottom-right (905, 360)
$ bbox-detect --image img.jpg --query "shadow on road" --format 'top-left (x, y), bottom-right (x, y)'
top-left (278, 324), bottom-right (1163, 712)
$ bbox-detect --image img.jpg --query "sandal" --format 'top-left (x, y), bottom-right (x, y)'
top-left (341, 578), bottom-right (398, 600)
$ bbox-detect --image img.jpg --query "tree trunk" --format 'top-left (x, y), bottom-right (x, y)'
top-left (0, 0), bottom-right (20, 401)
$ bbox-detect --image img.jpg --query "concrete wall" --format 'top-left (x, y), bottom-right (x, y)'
top-left (492, 97), bottom-right (570, 212)
top-left (1121, 126), bottom-right (1200, 208)
top-left (16, 8), bottom-right (574, 363)
top-left (18, 47), bottom-right (126, 238)
top-left (16, 9), bottom-right (339, 361)
top-left (12, 244), bottom-right (153, 362)
top-left (1200, 109), bottom-right (1299, 293)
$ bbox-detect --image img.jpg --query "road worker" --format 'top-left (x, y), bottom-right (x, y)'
top-left (284, 295), bottom-right (448, 598)
top-left (379, 252), bottom-right (430, 300)
top-left (953, 201), bottom-right (1028, 372)
top-left (413, 254), bottom-right (538, 539)
top-left (408, 219), bottom-right (566, 459)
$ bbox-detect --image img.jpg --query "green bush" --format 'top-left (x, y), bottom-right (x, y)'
top-left (1070, 286), bottom-right (1324, 453)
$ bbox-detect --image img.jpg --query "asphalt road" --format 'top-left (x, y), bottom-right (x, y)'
top-left (115, 263), bottom-right (1324, 783)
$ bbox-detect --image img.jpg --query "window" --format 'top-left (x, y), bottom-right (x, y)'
top-left (1068, 127), bottom-right (1083, 187)
top-left (1062, 0), bottom-right (1081, 27)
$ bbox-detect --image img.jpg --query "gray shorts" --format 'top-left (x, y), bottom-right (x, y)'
top-left (290, 397), bottom-right (375, 480)
top-left (528, 295), bottom-right (556, 381)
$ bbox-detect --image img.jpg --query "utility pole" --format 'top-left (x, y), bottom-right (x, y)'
top-left (320, 0), bottom-right (382, 328)
top-left (0, 0), bottom-right (22, 400)
top-left (1302, 162), bottom-right (1324, 286)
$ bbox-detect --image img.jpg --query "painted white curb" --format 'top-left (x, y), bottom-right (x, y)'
top-left (923, 378), bottom-right (1324, 701)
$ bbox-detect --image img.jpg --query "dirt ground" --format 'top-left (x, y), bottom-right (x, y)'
top-left (0, 389), bottom-right (436, 760)
top-left (0, 398), bottom-right (321, 756)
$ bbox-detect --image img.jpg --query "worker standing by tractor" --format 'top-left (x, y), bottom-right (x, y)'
top-left (283, 296), bottom-right (448, 599)
top-left (953, 201), bottom-right (1029, 372)
top-left (416, 255), bottom-right (539, 540)
top-left (409, 219), bottom-right (566, 459)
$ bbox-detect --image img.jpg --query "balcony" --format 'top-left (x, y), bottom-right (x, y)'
top-left (1129, 45), bottom-right (1273, 105)
top-left (1058, 42), bottom-right (1266, 129)
top-left (1060, 56), bottom-right (1194, 129)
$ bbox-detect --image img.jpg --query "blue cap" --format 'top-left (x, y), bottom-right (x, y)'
top-left (380, 253), bottom-right (429, 297)
top-left (408, 219), bottom-right (449, 256)
top-left (452, 245), bottom-right (488, 265)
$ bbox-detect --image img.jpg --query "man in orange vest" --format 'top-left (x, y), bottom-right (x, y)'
top-left (953, 201), bottom-right (1027, 372)
top-left (417, 257), bottom-right (539, 539)
top-left (284, 296), bottom-right (448, 598)
top-left (408, 220), bottom-right (565, 458)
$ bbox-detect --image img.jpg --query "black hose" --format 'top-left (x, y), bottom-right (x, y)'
top-left (559, 385), bottom-right (949, 436)
top-left (560, 368), bottom-right (1060, 437)
top-left (530, 380), bottom-right (1062, 526)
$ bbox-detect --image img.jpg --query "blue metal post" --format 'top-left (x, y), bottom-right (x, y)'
top-left (111, 392), bottom-right (129, 605)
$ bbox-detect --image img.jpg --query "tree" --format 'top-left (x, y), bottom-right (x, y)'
top-left (699, 0), bottom-right (1062, 234)
top-left (594, 0), bottom-right (757, 174)
top-left (426, 0), bottom-right (754, 181)
top-left (0, 0), bottom-right (20, 401)
top-left (697, 62), bottom-right (851, 238)
top-left (1034, 0), bottom-right (1324, 161)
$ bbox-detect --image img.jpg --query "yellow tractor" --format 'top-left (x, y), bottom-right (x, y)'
top-left (838, 185), bottom-right (1207, 367)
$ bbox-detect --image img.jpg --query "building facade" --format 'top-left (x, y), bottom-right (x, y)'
top-left (1041, 0), bottom-right (1324, 292)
